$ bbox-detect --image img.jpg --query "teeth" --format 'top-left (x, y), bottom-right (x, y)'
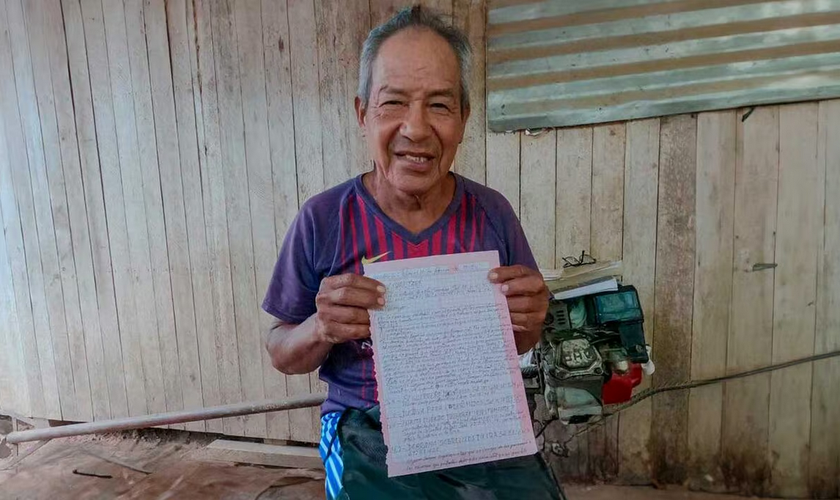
top-left (405, 154), bottom-right (428, 163)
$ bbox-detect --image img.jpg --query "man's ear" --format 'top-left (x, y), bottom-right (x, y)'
top-left (461, 104), bottom-right (471, 126)
top-left (458, 104), bottom-right (471, 143)
top-left (355, 96), bottom-right (366, 129)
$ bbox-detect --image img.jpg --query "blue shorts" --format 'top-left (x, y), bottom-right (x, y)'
top-left (319, 412), bottom-right (344, 499)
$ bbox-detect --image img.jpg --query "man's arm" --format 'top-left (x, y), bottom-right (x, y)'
top-left (265, 315), bottom-right (333, 375)
top-left (265, 273), bottom-right (385, 375)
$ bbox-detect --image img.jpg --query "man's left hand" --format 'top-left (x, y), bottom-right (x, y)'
top-left (488, 265), bottom-right (548, 353)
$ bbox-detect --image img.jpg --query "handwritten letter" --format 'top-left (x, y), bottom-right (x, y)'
top-left (365, 251), bottom-right (537, 477)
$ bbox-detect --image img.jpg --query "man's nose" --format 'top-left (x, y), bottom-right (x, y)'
top-left (400, 102), bottom-right (432, 142)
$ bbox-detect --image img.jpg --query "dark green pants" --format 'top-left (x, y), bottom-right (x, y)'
top-left (337, 406), bottom-right (566, 499)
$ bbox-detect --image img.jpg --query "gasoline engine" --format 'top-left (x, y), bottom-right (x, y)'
top-left (523, 283), bottom-right (655, 424)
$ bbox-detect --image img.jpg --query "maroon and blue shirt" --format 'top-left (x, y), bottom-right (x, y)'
top-left (262, 173), bottom-right (538, 415)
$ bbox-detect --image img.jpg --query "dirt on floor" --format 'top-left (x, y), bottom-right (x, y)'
top-left (564, 485), bottom-right (786, 500)
top-left (0, 426), bottom-right (324, 500)
top-left (0, 424), bottom-right (784, 500)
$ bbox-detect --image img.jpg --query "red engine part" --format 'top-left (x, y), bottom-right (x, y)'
top-left (602, 363), bottom-right (643, 405)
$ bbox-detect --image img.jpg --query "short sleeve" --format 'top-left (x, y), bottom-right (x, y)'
top-left (504, 211), bottom-right (539, 271)
top-left (465, 177), bottom-right (540, 272)
top-left (262, 208), bottom-right (321, 324)
top-left (480, 188), bottom-right (538, 270)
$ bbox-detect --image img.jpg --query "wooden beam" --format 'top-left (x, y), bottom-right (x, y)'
top-left (651, 113), bottom-right (697, 484)
top-left (590, 122), bottom-right (626, 480)
top-left (720, 105), bottom-right (778, 496)
top-left (687, 110), bottom-right (736, 491)
top-left (769, 102), bottom-right (821, 498)
top-left (193, 439), bottom-right (323, 470)
top-left (617, 118), bottom-right (659, 485)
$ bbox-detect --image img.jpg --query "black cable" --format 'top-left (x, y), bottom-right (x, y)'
top-left (534, 417), bottom-right (555, 439)
top-left (605, 348), bottom-right (840, 414)
top-left (541, 348), bottom-right (840, 452)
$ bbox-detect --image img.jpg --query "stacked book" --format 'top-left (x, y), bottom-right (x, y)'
top-left (540, 260), bottom-right (622, 301)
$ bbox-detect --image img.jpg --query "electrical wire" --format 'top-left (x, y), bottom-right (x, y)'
top-left (541, 348), bottom-right (840, 455)
top-left (606, 348), bottom-right (840, 414)
top-left (534, 418), bottom-right (553, 439)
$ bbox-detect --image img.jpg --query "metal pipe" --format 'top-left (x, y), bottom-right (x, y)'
top-left (4, 393), bottom-right (327, 445)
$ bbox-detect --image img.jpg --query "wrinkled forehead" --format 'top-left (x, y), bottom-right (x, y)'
top-left (370, 28), bottom-right (461, 99)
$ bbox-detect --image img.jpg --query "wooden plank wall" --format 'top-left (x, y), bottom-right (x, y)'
top-left (0, 0), bottom-right (838, 496)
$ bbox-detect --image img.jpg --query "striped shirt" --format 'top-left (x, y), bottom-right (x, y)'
top-left (262, 172), bottom-right (537, 416)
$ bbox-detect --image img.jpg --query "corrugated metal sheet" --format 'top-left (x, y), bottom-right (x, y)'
top-left (486, 0), bottom-right (840, 131)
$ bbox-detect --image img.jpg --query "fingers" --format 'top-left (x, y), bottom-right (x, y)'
top-left (488, 265), bottom-right (546, 296)
top-left (317, 284), bottom-right (384, 309)
top-left (321, 322), bottom-right (371, 343)
top-left (500, 275), bottom-right (546, 297)
top-left (488, 265), bottom-right (532, 283)
top-left (316, 273), bottom-right (383, 344)
top-left (319, 305), bottom-right (370, 325)
top-left (506, 295), bottom-right (543, 313)
top-left (510, 312), bottom-right (545, 335)
top-left (504, 273), bottom-right (549, 333)
top-left (321, 273), bottom-right (385, 294)
top-left (496, 277), bottom-right (546, 299)
top-left (509, 312), bottom-right (530, 328)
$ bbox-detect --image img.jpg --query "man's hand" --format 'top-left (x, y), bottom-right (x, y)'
top-left (488, 265), bottom-right (548, 354)
top-left (315, 273), bottom-right (385, 344)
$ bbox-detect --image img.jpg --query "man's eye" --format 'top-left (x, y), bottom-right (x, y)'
top-left (383, 100), bottom-right (403, 106)
top-left (431, 103), bottom-right (451, 111)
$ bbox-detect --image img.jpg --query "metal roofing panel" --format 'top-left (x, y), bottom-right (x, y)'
top-left (486, 0), bottom-right (840, 131)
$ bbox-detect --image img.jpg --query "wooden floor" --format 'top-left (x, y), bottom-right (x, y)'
top-left (0, 427), bottom-right (325, 499)
top-left (0, 424), bottom-right (780, 500)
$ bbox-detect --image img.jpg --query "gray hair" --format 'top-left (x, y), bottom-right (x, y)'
top-left (357, 6), bottom-right (472, 115)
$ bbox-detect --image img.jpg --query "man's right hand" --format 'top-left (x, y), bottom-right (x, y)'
top-left (315, 274), bottom-right (385, 344)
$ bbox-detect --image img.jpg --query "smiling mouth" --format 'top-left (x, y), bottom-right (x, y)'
top-left (395, 153), bottom-right (434, 165)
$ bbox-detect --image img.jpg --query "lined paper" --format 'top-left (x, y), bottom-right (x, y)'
top-left (365, 251), bottom-right (536, 477)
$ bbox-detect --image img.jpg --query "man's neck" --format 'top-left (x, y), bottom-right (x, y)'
top-left (363, 170), bottom-right (456, 235)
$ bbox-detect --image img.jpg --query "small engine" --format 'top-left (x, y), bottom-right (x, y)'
top-left (526, 284), bottom-right (654, 424)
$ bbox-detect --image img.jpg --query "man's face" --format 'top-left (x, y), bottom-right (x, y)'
top-left (356, 28), bottom-right (470, 196)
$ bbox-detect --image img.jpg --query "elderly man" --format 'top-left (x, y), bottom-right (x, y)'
top-left (263, 6), bottom-right (561, 499)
